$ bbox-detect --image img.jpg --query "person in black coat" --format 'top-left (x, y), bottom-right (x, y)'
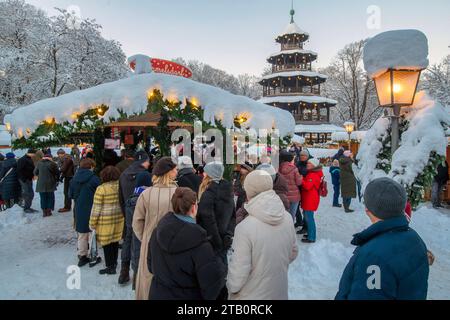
top-left (118, 150), bottom-right (152, 285)
top-left (148, 187), bottom-right (226, 300)
top-left (432, 160), bottom-right (449, 208)
top-left (176, 156), bottom-right (202, 193)
top-left (17, 149), bottom-right (37, 213)
top-left (69, 158), bottom-right (101, 267)
top-left (0, 153), bottom-right (21, 208)
top-left (197, 162), bottom-right (236, 265)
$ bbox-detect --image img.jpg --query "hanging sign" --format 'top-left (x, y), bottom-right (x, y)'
top-left (105, 139), bottom-right (120, 150)
top-left (124, 134), bottom-right (134, 145)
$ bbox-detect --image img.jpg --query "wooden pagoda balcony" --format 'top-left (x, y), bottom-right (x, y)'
top-left (294, 116), bottom-right (330, 123)
top-left (263, 86), bottom-right (321, 97)
top-left (281, 43), bottom-right (303, 51)
top-left (272, 63), bottom-right (311, 73)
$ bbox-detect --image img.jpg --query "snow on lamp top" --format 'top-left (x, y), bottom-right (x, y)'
top-left (128, 54), bottom-right (153, 74)
top-left (363, 29), bottom-right (429, 79)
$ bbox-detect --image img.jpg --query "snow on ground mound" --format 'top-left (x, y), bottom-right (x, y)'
top-left (364, 29), bottom-right (429, 78)
top-left (289, 239), bottom-right (353, 300)
top-left (0, 208), bottom-right (34, 231)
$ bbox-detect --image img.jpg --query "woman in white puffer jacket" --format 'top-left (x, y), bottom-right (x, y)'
top-left (227, 170), bottom-right (298, 300)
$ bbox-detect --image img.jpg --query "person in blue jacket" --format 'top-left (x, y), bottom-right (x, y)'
top-left (69, 158), bottom-right (101, 267)
top-left (336, 177), bottom-right (429, 300)
top-left (329, 159), bottom-right (341, 208)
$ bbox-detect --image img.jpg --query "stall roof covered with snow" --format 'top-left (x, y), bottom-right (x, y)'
top-left (5, 71), bottom-right (296, 140)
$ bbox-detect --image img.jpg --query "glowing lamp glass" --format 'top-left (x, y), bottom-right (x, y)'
top-left (374, 69), bottom-right (421, 107)
top-left (344, 121), bottom-right (355, 134)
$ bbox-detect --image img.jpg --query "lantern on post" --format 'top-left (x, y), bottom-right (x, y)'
top-left (344, 121), bottom-right (355, 151)
top-left (363, 29), bottom-right (429, 154)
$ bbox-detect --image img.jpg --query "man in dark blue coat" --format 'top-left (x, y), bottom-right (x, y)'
top-left (69, 158), bottom-right (100, 267)
top-left (336, 177), bottom-right (429, 300)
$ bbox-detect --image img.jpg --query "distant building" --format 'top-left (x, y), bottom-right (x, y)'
top-left (259, 4), bottom-right (341, 145)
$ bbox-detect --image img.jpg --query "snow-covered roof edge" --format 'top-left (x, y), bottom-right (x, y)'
top-left (277, 22), bottom-right (309, 38)
top-left (5, 73), bottom-right (296, 139)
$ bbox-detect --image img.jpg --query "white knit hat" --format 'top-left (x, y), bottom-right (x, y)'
top-left (308, 158), bottom-right (320, 168)
top-left (177, 156), bottom-right (193, 170)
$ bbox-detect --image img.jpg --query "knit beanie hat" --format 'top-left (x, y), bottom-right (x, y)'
top-left (5, 152), bottom-right (15, 159)
top-left (153, 157), bottom-right (177, 177)
top-left (177, 156), bottom-right (194, 170)
top-left (44, 151), bottom-right (53, 158)
top-left (256, 163), bottom-right (277, 180)
top-left (364, 177), bottom-right (407, 220)
top-left (244, 170), bottom-right (274, 200)
top-left (300, 150), bottom-right (310, 158)
top-left (308, 158), bottom-right (320, 168)
top-left (135, 150), bottom-right (150, 164)
top-left (204, 161), bottom-right (224, 182)
top-left (57, 149), bottom-right (66, 155)
top-left (280, 150), bottom-right (294, 163)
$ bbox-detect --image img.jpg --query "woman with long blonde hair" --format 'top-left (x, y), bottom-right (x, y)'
top-left (132, 157), bottom-right (178, 300)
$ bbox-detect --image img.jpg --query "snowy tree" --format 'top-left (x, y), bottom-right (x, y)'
top-left (321, 40), bottom-right (382, 130)
top-left (237, 74), bottom-right (261, 99)
top-left (0, 0), bottom-right (128, 108)
top-left (173, 58), bottom-right (262, 99)
top-left (422, 55), bottom-right (450, 106)
top-left (0, 0), bottom-right (51, 106)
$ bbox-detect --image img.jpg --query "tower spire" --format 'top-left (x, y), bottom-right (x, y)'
top-left (290, 0), bottom-right (295, 23)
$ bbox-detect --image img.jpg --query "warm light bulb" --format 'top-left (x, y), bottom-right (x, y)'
top-left (393, 84), bottom-right (402, 93)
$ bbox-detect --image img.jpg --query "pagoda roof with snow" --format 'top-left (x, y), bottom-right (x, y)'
top-left (276, 22), bottom-right (310, 42)
top-left (5, 72), bottom-right (296, 139)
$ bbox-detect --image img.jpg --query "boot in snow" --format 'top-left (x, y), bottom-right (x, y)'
top-left (118, 263), bottom-right (130, 285)
top-left (99, 267), bottom-right (117, 275)
top-left (89, 256), bottom-right (102, 268)
top-left (78, 256), bottom-right (90, 267)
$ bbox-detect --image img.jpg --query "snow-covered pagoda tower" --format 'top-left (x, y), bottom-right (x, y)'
top-left (259, 4), bottom-right (341, 144)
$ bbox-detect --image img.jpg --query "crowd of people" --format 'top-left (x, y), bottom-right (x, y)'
top-left (0, 142), bottom-right (437, 300)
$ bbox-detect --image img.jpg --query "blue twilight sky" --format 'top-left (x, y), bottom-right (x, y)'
top-left (26, 0), bottom-right (450, 76)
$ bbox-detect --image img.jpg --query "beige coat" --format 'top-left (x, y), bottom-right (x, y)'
top-left (132, 183), bottom-right (177, 300)
top-left (227, 190), bottom-right (298, 300)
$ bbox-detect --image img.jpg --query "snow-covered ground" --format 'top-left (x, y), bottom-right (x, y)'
top-left (0, 170), bottom-right (449, 300)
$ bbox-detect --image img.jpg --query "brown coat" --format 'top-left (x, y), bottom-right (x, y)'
top-left (60, 154), bottom-right (74, 178)
top-left (132, 183), bottom-right (177, 300)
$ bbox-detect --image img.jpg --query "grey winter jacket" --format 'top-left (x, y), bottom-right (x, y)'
top-left (34, 158), bottom-right (60, 193)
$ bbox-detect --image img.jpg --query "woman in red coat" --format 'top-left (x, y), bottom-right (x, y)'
top-left (300, 158), bottom-right (323, 244)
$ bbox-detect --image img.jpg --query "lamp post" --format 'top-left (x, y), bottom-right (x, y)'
top-left (372, 68), bottom-right (423, 153)
top-left (344, 121), bottom-right (355, 152)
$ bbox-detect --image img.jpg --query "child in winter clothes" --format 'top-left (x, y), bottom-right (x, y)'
top-left (300, 158), bottom-right (324, 243)
top-left (330, 159), bottom-right (341, 208)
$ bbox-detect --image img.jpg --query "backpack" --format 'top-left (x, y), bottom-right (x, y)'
top-left (318, 177), bottom-right (328, 198)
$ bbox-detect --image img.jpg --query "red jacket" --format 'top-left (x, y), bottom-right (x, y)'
top-left (301, 169), bottom-right (324, 212)
top-left (279, 162), bottom-right (303, 203)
